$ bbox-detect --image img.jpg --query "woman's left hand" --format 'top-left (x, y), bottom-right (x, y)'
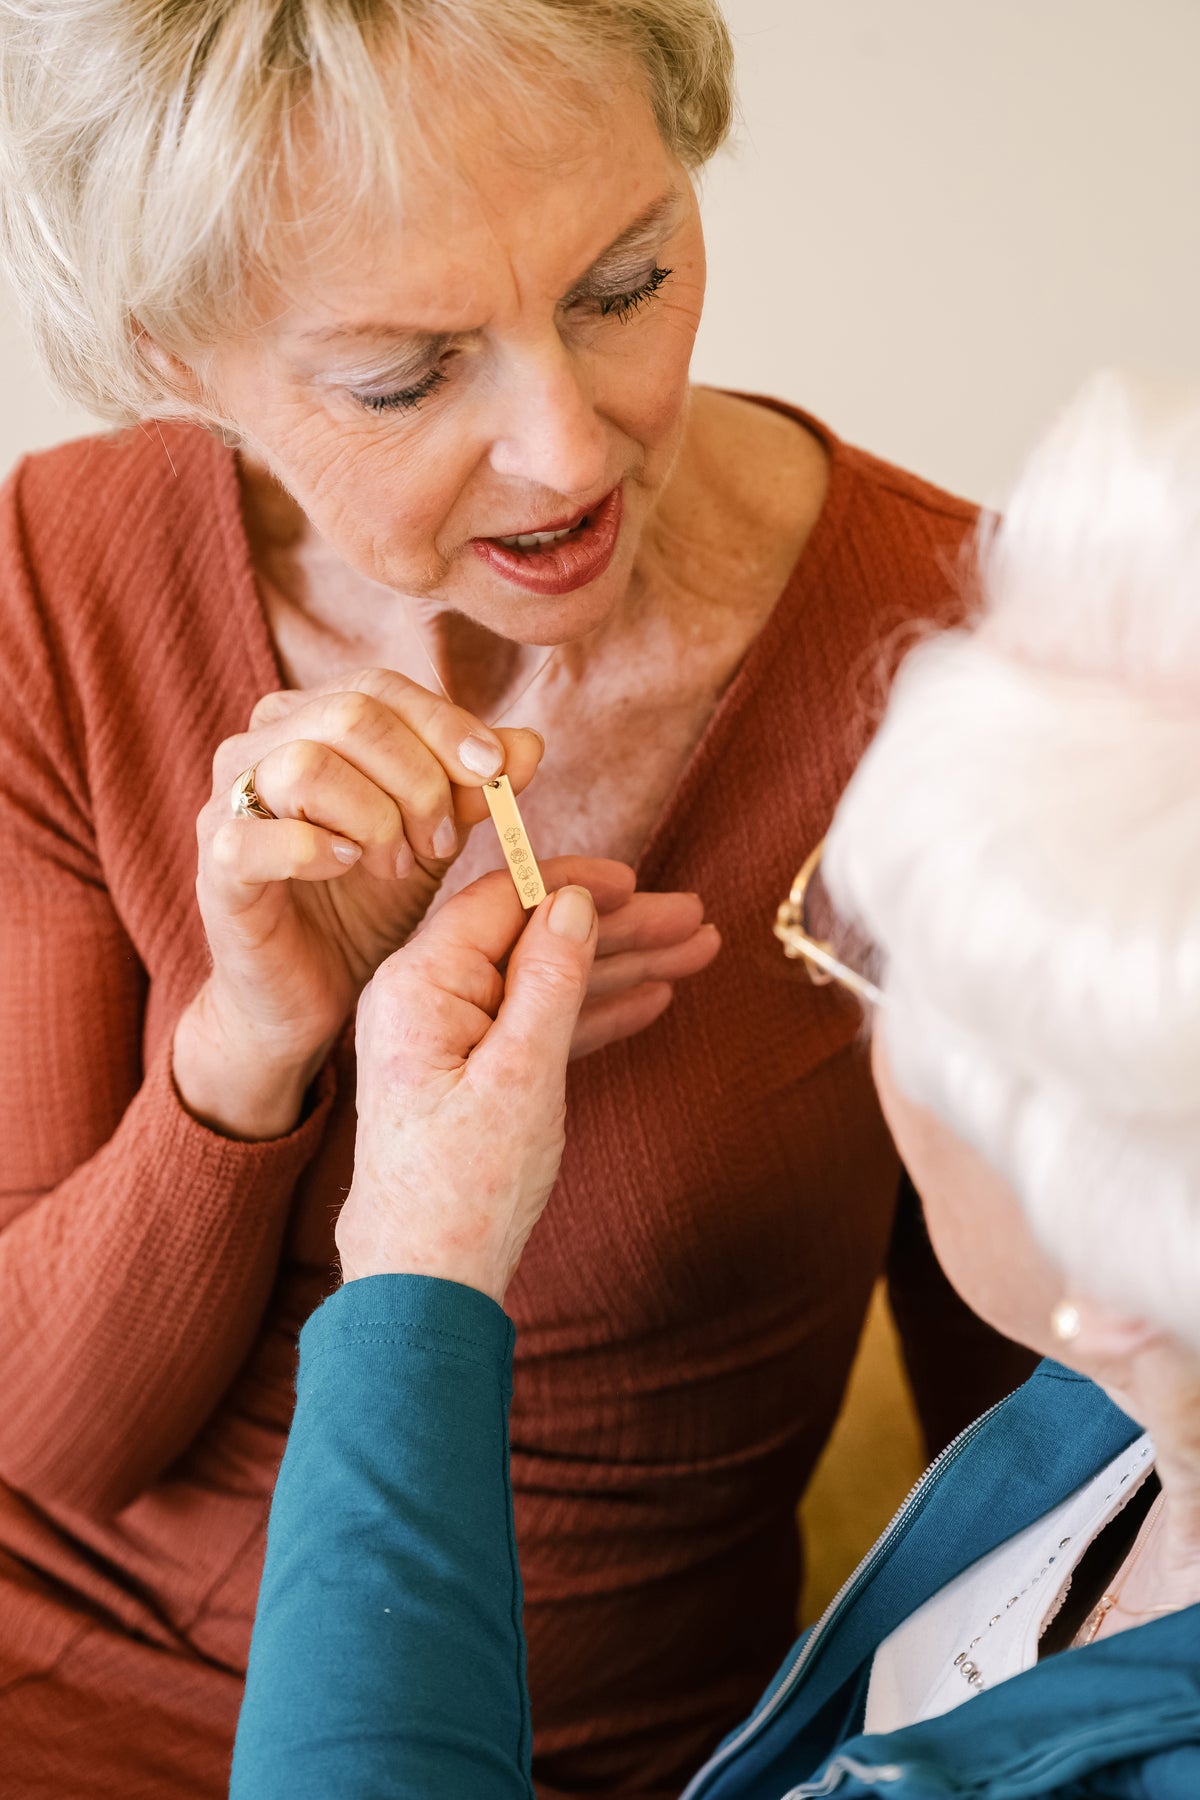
top-left (561, 859), bottom-right (720, 1059)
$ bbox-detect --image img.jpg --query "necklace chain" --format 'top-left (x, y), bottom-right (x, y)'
top-left (403, 615), bottom-right (559, 730)
top-left (487, 645), bottom-right (560, 729)
top-left (1073, 1488), bottom-right (1171, 1647)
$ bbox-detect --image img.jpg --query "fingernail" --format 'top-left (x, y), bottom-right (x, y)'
top-left (395, 840), bottom-right (414, 878)
top-left (432, 816), bottom-right (459, 860)
top-left (458, 733), bottom-right (504, 777)
top-left (548, 885), bottom-right (595, 943)
top-left (331, 838), bottom-right (362, 866)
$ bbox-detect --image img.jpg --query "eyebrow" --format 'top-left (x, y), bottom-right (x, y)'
top-left (298, 184), bottom-right (687, 352)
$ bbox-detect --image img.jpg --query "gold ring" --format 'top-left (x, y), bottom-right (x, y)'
top-left (231, 764), bottom-right (276, 821)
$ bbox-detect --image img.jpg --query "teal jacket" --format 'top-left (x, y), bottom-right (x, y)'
top-left (230, 1277), bottom-right (1200, 1799)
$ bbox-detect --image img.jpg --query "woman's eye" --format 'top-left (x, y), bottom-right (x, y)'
top-left (349, 268), bottom-right (674, 412)
top-left (353, 367), bottom-right (449, 414)
top-left (594, 265), bottom-right (673, 324)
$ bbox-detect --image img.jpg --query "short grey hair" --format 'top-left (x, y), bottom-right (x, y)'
top-left (0, 1), bottom-right (733, 424)
top-left (826, 372), bottom-right (1200, 1354)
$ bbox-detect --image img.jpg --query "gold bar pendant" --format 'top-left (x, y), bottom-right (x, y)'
top-left (483, 775), bottom-right (547, 910)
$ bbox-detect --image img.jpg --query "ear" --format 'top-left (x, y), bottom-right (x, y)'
top-left (1061, 1293), bottom-right (1163, 1365)
top-left (133, 322), bottom-right (208, 407)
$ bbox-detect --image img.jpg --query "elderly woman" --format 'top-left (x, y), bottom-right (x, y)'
top-left (0, 4), bottom-right (1028, 1796)
top-left (229, 374), bottom-right (1200, 1798)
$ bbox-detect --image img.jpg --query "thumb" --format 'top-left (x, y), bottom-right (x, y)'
top-left (475, 886), bottom-right (597, 1077)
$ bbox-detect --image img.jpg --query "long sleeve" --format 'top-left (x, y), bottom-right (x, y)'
top-left (0, 462), bottom-right (334, 1515)
top-left (231, 1275), bottom-right (533, 1800)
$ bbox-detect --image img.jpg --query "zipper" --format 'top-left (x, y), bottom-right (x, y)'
top-left (679, 1396), bottom-right (1012, 1800)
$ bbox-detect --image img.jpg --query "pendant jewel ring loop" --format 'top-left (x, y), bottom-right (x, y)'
top-left (231, 764), bottom-right (276, 822)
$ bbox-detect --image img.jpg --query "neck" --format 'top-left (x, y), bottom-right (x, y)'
top-left (1100, 1342), bottom-right (1200, 1622)
top-left (401, 600), bottom-right (554, 722)
top-left (1129, 1466), bottom-right (1200, 1622)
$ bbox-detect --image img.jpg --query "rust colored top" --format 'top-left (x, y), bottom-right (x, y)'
top-left (0, 402), bottom-right (1027, 1800)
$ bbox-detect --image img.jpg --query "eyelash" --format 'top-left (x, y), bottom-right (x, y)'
top-left (357, 367), bottom-right (449, 414)
top-left (597, 264), bottom-right (673, 321)
top-left (354, 266), bottom-right (674, 416)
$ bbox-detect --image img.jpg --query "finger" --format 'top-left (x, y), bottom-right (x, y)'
top-left (224, 692), bottom-right (461, 862)
top-left (239, 719), bottom-right (544, 844)
top-left (584, 923), bottom-right (721, 997)
top-left (244, 671), bottom-right (505, 780)
top-left (223, 685), bottom-right (516, 850)
top-left (249, 738), bottom-right (413, 881)
top-left (594, 890), bottom-right (706, 955)
top-left (207, 816), bottom-right (363, 914)
top-left (538, 857), bottom-right (638, 914)
top-left (410, 861), bottom-right (638, 980)
top-left (359, 953), bottom-right (505, 1083)
top-left (473, 886), bottom-right (597, 1082)
top-left (407, 868), bottom-right (530, 975)
top-left (247, 686), bottom-right (548, 812)
top-left (263, 668), bottom-right (512, 787)
top-left (569, 982), bottom-right (674, 1061)
top-left (453, 728), bottom-right (545, 824)
top-left (248, 688), bottom-right (308, 729)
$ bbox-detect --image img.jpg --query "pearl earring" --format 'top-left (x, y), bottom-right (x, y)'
top-left (1051, 1300), bottom-right (1081, 1344)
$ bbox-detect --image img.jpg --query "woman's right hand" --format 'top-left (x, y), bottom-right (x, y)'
top-left (336, 869), bottom-right (600, 1302)
top-left (174, 668), bottom-right (544, 1140)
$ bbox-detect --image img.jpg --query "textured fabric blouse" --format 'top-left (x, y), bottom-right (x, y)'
top-left (0, 400), bottom-right (1030, 1799)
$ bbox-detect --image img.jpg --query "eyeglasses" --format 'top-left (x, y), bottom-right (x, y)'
top-left (773, 839), bottom-right (884, 1007)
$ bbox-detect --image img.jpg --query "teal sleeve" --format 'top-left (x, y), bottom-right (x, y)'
top-left (229, 1274), bottom-right (532, 1800)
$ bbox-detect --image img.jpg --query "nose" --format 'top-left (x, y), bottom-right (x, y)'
top-left (487, 338), bottom-right (609, 499)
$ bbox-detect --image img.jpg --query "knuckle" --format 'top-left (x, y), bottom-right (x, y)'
top-left (249, 689), bottom-right (289, 726)
top-left (292, 828), bottom-right (329, 874)
top-left (365, 950), bottom-right (409, 1008)
top-left (210, 820), bottom-right (243, 868)
top-left (390, 1003), bottom-right (450, 1056)
top-left (523, 958), bottom-right (585, 1003)
top-left (275, 736), bottom-right (328, 790)
top-left (326, 690), bottom-right (378, 740)
top-left (196, 798), bottom-right (217, 847)
top-left (373, 792), bottom-right (405, 842)
top-left (402, 767), bottom-right (450, 820)
top-left (212, 734), bottom-right (247, 791)
top-left (360, 962), bottom-right (449, 1050)
top-left (344, 666), bottom-right (391, 700)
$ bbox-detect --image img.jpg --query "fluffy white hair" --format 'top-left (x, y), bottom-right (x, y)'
top-left (823, 372), bottom-right (1200, 1353)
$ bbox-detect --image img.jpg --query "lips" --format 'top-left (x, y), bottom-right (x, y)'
top-left (472, 487), bottom-right (623, 596)
top-left (493, 500), bottom-right (591, 546)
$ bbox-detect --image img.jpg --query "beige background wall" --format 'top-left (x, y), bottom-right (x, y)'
top-left (692, 0), bottom-right (1200, 501)
top-left (3, 0), bottom-right (1198, 496)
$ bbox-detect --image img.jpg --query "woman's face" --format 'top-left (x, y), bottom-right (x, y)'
top-left (870, 1032), bottom-right (1064, 1361)
top-left (207, 67), bottom-right (706, 646)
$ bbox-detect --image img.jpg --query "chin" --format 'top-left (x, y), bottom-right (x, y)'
top-left (462, 551), bottom-right (637, 646)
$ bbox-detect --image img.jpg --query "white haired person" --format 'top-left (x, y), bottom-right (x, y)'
top-left (230, 373), bottom-right (1200, 1800)
top-left (0, 4), bottom-right (1032, 1793)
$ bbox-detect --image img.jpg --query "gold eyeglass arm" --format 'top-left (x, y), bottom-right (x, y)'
top-left (772, 838), bottom-right (885, 1008)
